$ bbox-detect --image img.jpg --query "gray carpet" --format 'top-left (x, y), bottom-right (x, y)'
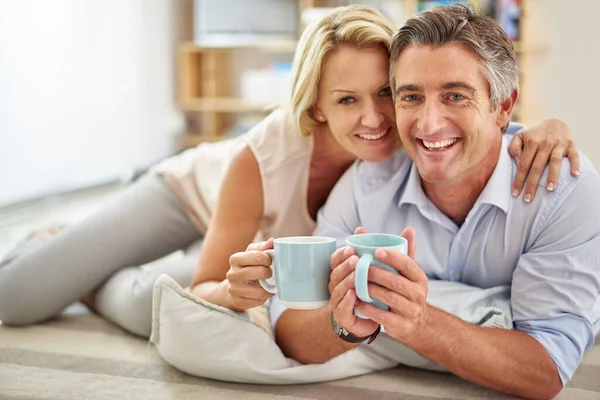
top-left (0, 306), bottom-right (598, 400)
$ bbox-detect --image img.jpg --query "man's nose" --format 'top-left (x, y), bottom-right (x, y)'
top-left (417, 100), bottom-right (445, 136)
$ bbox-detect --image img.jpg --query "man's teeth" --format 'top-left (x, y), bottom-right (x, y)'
top-left (422, 138), bottom-right (458, 149)
top-left (358, 130), bottom-right (388, 141)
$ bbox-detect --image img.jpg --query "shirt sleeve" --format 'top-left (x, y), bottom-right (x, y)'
top-left (313, 163), bottom-right (361, 249)
top-left (511, 171), bottom-right (600, 385)
top-left (505, 121), bottom-right (525, 134)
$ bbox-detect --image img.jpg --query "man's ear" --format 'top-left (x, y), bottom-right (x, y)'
top-left (496, 89), bottom-right (519, 128)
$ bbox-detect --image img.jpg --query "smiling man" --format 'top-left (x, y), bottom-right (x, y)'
top-left (270, 5), bottom-right (600, 400)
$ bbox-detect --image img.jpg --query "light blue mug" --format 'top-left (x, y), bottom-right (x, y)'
top-left (346, 233), bottom-right (408, 319)
top-left (259, 236), bottom-right (336, 310)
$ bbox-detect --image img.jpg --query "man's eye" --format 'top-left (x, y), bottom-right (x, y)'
top-left (449, 93), bottom-right (466, 101)
top-left (338, 97), bottom-right (355, 105)
top-left (402, 94), bottom-right (419, 101)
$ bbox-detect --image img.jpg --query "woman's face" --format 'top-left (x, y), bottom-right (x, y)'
top-left (313, 44), bottom-right (399, 163)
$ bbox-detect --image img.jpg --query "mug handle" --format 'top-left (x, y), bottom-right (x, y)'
top-left (258, 249), bottom-right (277, 294)
top-left (355, 253), bottom-right (375, 303)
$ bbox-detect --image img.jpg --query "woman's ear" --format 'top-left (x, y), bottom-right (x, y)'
top-left (496, 89), bottom-right (519, 128)
top-left (312, 104), bottom-right (326, 123)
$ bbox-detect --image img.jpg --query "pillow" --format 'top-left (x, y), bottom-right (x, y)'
top-left (150, 275), bottom-right (397, 384)
top-left (150, 274), bottom-right (512, 384)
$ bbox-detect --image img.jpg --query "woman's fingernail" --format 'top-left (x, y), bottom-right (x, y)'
top-left (547, 182), bottom-right (554, 191)
top-left (512, 188), bottom-right (519, 197)
top-left (524, 193), bottom-right (532, 202)
top-left (575, 169), bottom-right (580, 176)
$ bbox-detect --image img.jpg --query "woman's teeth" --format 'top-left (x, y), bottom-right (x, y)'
top-left (357, 129), bottom-right (388, 141)
top-left (422, 138), bottom-right (458, 150)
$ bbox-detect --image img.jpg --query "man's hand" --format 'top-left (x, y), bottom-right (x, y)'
top-left (353, 227), bottom-right (430, 343)
top-left (328, 227), bottom-right (379, 338)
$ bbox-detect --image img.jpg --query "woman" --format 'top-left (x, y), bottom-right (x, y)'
top-left (0, 5), bottom-right (578, 337)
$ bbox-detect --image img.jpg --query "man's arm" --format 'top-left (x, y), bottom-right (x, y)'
top-left (356, 169), bottom-right (600, 400)
top-left (403, 307), bottom-right (561, 399)
top-left (275, 305), bottom-right (358, 364)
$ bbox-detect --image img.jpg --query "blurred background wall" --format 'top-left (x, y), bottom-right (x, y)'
top-left (0, 0), bottom-right (185, 207)
top-left (519, 0), bottom-right (600, 166)
top-left (0, 0), bottom-right (598, 208)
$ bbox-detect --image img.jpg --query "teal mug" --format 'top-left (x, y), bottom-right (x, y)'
top-left (346, 233), bottom-right (408, 319)
top-left (259, 236), bottom-right (336, 309)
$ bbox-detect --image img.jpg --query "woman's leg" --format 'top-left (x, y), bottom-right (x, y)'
top-left (0, 174), bottom-right (201, 326)
top-left (93, 239), bottom-right (202, 338)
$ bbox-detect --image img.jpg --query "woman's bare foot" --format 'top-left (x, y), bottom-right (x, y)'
top-left (27, 225), bottom-right (64, 240)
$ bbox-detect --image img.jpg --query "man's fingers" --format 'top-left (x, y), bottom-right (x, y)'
top-left (367, 268), bottom-right (423, 303)
top-left (366, 283), bottom-right (413, 314)
top-left (329, 255), bottom-right (358, 290)
top-left (354, 226), bottom-right (368, 235)
top-left (373, 248), bottom-right (426, 283)
top-left (400, 227), bottom-right (416, 259)
top-left (330, 269), bottom-right (357, 311)
top-left (331, 246), bottom-right (355, 270)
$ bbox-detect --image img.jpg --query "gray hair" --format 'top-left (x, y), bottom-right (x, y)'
top-left (390, 4), bottom-right (519, 111)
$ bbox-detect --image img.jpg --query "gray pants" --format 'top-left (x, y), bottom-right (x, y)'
top-left (0, 174), bottom-right (202, 338)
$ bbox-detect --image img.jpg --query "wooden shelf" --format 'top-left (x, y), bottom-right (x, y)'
top-left (180, 98), bottom-right (274, 113)
top-left (179, 132), bottom-right (223, 149)
top-left (179, 41), bottom-right (298, 53)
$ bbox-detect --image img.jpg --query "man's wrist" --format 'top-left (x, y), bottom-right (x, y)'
top-left (401, 304), bottom-right (436, 349)
top-left (330, 312), bottom-right (381, 344)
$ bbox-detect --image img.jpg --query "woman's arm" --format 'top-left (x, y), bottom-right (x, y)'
top-left (508, 118), bottom-right (579, 201)
top-left (189, 145), bottom-right (266, 311)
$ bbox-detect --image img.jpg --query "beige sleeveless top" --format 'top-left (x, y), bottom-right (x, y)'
top-left (152, 107), bottom-right (316, 241)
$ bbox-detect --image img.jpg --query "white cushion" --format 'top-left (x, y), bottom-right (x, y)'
top-left (150, 274), bottom-right (512, 384)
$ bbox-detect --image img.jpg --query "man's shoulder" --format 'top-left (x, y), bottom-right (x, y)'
top-left (534, 151), bottom-right (598, 196)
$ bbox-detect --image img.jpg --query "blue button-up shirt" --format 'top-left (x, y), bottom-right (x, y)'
top-left (314, 129), bottom-right (600, 384)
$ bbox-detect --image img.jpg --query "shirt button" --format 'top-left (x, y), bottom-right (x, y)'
top-left (453, 272), bottom-right (461, 280)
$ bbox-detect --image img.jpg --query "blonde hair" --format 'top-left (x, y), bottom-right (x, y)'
top-left (290, 5), bottom-right (395, 137)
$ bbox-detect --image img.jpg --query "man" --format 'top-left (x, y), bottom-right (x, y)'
top-left (264, 5), bottom-right (600, 399)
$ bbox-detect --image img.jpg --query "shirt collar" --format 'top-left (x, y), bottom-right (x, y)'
top-left (473, 136), bottom-right (513, 214)
top-left (398, 136), bottom-right (513, 215)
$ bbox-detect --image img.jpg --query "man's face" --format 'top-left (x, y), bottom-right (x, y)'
top-left (393, 43), bottom-right (505, 186)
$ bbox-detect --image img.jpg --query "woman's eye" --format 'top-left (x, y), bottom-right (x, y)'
top-left (379, 87), bottom-right (392, 97)
top-left (338, 96), bottom-right (355, 105)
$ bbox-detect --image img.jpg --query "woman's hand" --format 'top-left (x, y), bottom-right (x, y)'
top-left (226, 238), bottom-right (275, 312)
top-left (509, 118), bottom-right (579, 202)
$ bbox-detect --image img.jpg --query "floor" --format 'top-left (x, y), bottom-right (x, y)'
top-left (0, 183), bottom-right (126, 260)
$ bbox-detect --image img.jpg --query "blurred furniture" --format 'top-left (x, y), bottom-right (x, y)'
top-left (177, 0), bottom-right (542, 148)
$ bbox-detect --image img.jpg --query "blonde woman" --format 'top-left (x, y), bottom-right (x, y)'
top-left (0, 5), bottom-right (579, 337)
